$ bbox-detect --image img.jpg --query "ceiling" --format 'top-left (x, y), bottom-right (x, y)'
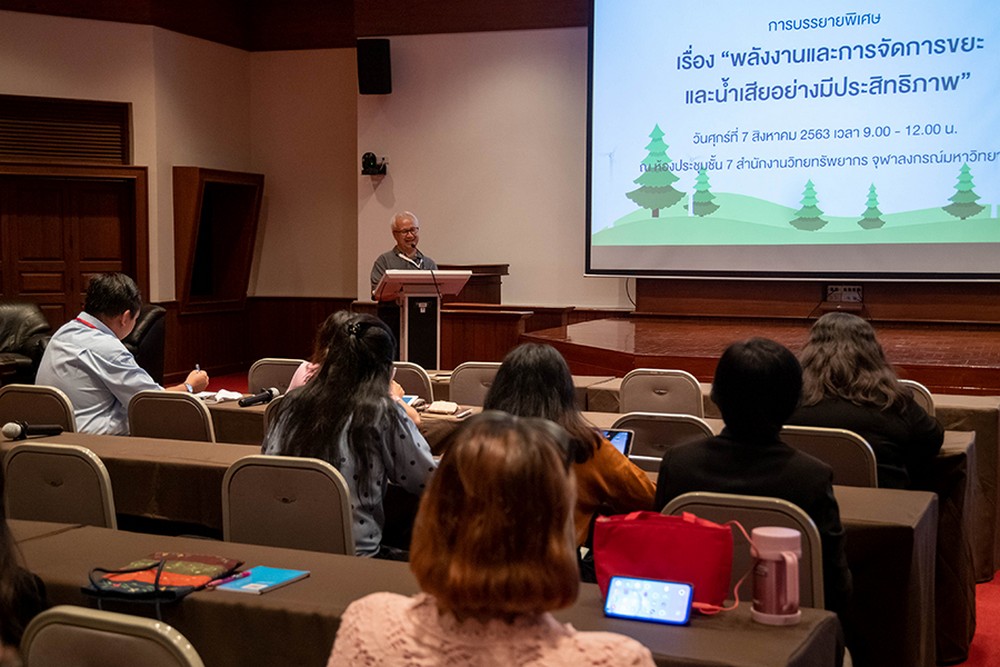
top-left (0, 0), bottom-right (590, 51)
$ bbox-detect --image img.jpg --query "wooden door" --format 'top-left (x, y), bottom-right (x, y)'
top-left (0, 175), bottom-right (136, 328)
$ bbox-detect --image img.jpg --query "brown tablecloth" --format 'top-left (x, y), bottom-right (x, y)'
top-left (934, 394), bottom-right (1000, 580)
top-left (206, 400), bottom-right (267, 445)
top-left (3, 433), bottom-right (260, 533)
top-left (12, 428), bottom-right (959, 666)
top-left (918, 431), bottom-right (977, 664)
top-left (835, 487), bottom-right (938, 667)
top-left (11, 522), bottom-right (843, 667)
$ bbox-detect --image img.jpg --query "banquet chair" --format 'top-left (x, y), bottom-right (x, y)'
top-left (3, 442), bottom-right (117, 528)
top-left (780, 425), bottom-right (878, 488)
top-left (22, 605), bottom-right (205, 667)
top-left (449, 361), bottom-right (501, 406)
top-left (393, 361), bottom-right (434, 402)
top-left (121, 303), bottom-right (167, 384)
top-left (663, 491), bottom-right (824, 608)
top-left (611, 411), bottom-right (714, 472)
top-left (0, 383), bottom-right (76, 432)
top-left (248, 357), bottom-right (305, 395)
top-left (900, 378), bottom-right (935, 416)
top-left (619, 368), bottom-right (704, 417)
top-left (0, 300), bottom-right (51, 386)
top-left (223, 455), bottom-right (354, 555)
top-left (262, 394), bottom-right (285, 435)
top-left (128, 390), bottom-right (216, 442)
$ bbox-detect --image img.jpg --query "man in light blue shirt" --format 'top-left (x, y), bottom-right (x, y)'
top-left (36, 273), bottom-right (209, 435)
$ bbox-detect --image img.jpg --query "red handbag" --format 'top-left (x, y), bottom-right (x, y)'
top-left (593, 511), bottom-right (734, 611)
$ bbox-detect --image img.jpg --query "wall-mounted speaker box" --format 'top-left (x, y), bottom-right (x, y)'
top-left (357, 39), bottom-right (392, 95)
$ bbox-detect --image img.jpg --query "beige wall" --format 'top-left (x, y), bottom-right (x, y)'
top-left (357, 29), bottom-right (628, 307)
top-left (249, 49), bottom-right (358, 297)
top-left (0, 11), bottom-right (359, 302)
top-left (2, 13), bottom-right (629, 308)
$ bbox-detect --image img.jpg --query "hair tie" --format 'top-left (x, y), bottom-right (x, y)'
top-left (348, 322), bottom-right (362, 337)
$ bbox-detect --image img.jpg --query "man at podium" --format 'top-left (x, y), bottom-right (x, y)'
top-left (370, 211), bottom-right (438, 356)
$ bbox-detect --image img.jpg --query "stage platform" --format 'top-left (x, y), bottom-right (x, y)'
top-left (523, 316), bottom-right (1000, 395)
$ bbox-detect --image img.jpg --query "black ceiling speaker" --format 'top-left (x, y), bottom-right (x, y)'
top-left (357, 39), bottom-right (392, 95)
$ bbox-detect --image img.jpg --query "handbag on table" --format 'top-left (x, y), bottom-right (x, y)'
top-left (592, 511), bottom-right (736, 613)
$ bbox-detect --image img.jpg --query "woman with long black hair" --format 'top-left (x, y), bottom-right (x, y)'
top-left (262, 311), bottom-right (435, 558)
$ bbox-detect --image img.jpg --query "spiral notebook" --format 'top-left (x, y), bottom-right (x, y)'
top-left (215, 566), bottom-right (310, 594)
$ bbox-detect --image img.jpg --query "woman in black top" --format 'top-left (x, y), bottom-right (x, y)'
top-left (789, 312), bottom-right (943, 489)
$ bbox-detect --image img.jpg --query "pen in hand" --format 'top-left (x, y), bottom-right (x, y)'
top-left (206, 570), bottom-right (251, 589)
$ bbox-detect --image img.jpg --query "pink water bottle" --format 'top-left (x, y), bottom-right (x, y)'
top-left (750, 527), bottom-right (802, 625)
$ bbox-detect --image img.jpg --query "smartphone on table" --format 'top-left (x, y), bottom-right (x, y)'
top-left (604, 575), bottom-right (693, 626)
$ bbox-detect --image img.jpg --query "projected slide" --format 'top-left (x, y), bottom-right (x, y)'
top-left (588, 0), bottom-right (999, 278)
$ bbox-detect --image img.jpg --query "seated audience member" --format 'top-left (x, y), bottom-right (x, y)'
top-left (0, 472), bottom-right (49, 665)
top-left (654, 338), bottom-right (852, 616)
top-left (286, 314), bottom-right (337, 391)
top-left (328, 412), bottom-right (656, 667)
top-left (262, 312), bottom-right (435, 559)
top-left (288, 313), bottom-right (420, 425)
top-left (482, 343), bottom-right (655, 548)
top-left (788, 312), bottom-right (944, 489)
top-left (35, 273), bottom-right (208, 435)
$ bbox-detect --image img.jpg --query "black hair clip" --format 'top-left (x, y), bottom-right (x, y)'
top-left (348, 322), bottom-right (362, 337)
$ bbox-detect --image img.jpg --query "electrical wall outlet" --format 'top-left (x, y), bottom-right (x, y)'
top-left (825, 285), bottom-right (863, 303)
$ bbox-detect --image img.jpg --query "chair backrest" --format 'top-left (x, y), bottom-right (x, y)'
top-left (780, 425), bottom-right (878, 488)
top-left (611, 411), bottom-right (713, 471)
top-left (3, 442), bottom-right (117, 528)
top-left (449, 361), bottom-right (501, 406)
top-left (620, 368), bottom-right (704, 417)
top-left (22, 604), bottom-right (205, 667)
top-left (262, 394), bottom-right (285, 436)
top-left (248, 358), bottom-right (306, 395)
top-left (393, 361), bottom-right (434, 402)
top-left (0, 383), bottom-right (76, 432)
top-left (223, 455), bottom-right (354, 555)
top-left (900, 378), bottom-right (935, 416)
top-left (127, 390), bottom-right (216, 442)
top-left (121, 304), bottom-right (167, 384)
top-left (663, 491), bottom-right (825, 609)
top-left (0, 301), bottom-right (51, 384)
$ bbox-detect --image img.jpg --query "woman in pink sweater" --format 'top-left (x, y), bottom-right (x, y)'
top-left (327, 412), bottom-right (654, 666)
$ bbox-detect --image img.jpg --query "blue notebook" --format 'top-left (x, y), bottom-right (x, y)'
top-left (216, 566), bottom-right (310, 594)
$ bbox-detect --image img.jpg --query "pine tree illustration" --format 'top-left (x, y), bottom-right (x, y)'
top-left (943, 163), bottom-right (986, 220)
top-left (858, 184), bottom-right (885, 229)
top-left (790, 180), bottom-right (827, 231)
top-left (691, 169), bottom-right (720, 217)
top-left (625, 124), bottom-right (684, 218)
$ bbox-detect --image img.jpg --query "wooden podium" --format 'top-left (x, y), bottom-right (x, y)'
top-left (373, 269), bottom-right (471, 369)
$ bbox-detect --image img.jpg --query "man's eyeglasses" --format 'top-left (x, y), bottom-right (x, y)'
top-left (393, 227), bottom-right (419, 236)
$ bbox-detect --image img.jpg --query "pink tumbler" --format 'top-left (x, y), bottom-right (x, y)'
top-left (750, 526), bottom-right (802, 625)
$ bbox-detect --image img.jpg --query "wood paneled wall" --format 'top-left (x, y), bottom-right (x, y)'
top-left (160, 296), bottom-right (354, 383)
top-left (635, 278), bottom-right (1000, 324)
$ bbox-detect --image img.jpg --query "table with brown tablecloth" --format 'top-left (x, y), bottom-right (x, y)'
top-left (588, 379), bottom-right (1000, 582)
top-left (3, 433), bottom-right (260, 534)
top-left (206, 400), bottom-right (267, 445)
top-left (10, 428), bottom-right (959, 666)
top-left (10, 522), bottom-right (843, 667)
top-left (835, 487), bottom-right (938, 667)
